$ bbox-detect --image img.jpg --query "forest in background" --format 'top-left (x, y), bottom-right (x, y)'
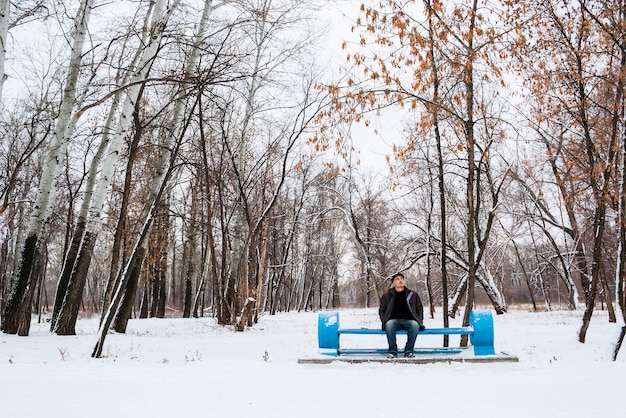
top-left (0, 0), bottom-right (625, 358)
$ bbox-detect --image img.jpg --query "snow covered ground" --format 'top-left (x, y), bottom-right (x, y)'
top-left (1, 308), bottom-right (624, 418)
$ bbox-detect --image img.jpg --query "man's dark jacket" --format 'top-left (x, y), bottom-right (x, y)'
top-left (379, 287), bottom-right (424, 330)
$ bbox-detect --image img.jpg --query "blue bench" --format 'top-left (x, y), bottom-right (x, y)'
top-left (318, 310), bottom-right (496, 357)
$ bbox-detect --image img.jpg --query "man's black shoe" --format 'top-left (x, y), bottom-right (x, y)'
top-left (387, 352), bottom-right (398, 358)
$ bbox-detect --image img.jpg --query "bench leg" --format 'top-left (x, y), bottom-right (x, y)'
top-left (470, 310), bottom-right (496, 355)
top-left (318, 312), bottom-right (340, 356)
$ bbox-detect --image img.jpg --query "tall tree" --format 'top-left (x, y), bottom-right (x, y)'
top-left (0, 0), bottom-right (9, 102)
top-left (93, 0), bottom-right (227, 356)
top-left (512, 0), bottom-right (625, 342)
top-left (315, 0), bottom-right (513, 323)
top-left (2, 0), bottom-right (94, 335)
top-left (202, 0), bottom-right (327, 328)
top-left (53, 0), bottom-right (183, 336)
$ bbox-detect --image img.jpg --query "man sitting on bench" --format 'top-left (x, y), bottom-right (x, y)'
top-left (379, 273), bottom-right (425, 358)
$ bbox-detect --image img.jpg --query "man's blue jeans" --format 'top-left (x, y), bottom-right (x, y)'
top-left (385, 319), bottom-right (420, 354)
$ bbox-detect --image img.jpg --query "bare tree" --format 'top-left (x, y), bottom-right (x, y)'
top-left (52, 0), bottom-right (184, 336)
top-left (190, 0), bottom-right (328, 328)
top-left (2, 0), bottom-right (94, 335)
top-left (317, 1), bottom-right (516, 329)
top-left (512, 0), bottom-right (624, 342)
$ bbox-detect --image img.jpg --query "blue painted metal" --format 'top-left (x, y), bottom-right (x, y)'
top-left (318, 311), bottom-right (340, 356)
top-left (469, 310), bottom-right (496, 355)
top-left (317, 310), bottom-right (497, 357)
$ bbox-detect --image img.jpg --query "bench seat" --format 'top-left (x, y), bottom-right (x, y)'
top-left (337, 327), bottom-right (473, 335)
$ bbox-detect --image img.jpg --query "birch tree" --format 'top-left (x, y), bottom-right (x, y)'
top-left (91, 0), bottom-right (232, 356)
top-left (1, 0), bottom-right (94, 335)
top-left (52, 0), bottom-right (184, 336)
top-left (0, 0), bottom-right (9, 102)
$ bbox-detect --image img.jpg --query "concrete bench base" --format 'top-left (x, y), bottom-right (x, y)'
top-left (298, 352), bottom-right (519, 364)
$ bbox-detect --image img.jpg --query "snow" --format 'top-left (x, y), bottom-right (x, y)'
top-left (1, 308), bottom-right (624, 417)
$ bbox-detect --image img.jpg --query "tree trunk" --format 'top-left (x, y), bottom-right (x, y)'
top-left (139, 281), bottom-right (149, 319)
top-left (426, 0), bottom-right (449, 344)
top-left (93, 233), bottom-right (150, 358)
top-left (51, 115), bottom-right (111, 330)
top-left (579, 208), bottom-right (606, 342)
top-left (197, 94), bottom-right (222, 322)
top-left (183, 267), bottom-right (193, 319)
top-left (426, 169), bottom-right (436, 319)
top-left (252, 219), bottom-right (270, 323)
top-left (449, 275), bottom-right (467, 319)
top-left (475, 269), bottom-right (507, 314)
top-left (53, 230), bottom-right (99, 335)
top-left (2, 235), bottom-right (38, 334)
top-left (182, 191), bottom-right (197, 318)
top-left (236, 297), bottom-right (255, 332)
top-left (154, 250), bottom-right (167, 319)
top-left (617, 59), bottom-right (626, 357)
top-left (513, 240), bottom-right (537, 311)
top-left (113, 252), bottom-right (145, 333)
top-left (459, 0), bottom-right (479, 348)
top-left (101, 109), bottom-right (140, 317)
top-left (599, 265), bottom-right (616, 322)
top-left (0, 0), bottom-right (9, 102)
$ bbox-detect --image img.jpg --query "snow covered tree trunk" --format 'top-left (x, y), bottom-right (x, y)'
top-left (53, 0), bottom-right (183, 335)
top-left (236, 297), bottom-right (256, 332)
top-left (50, 113), bottom-right (111, 331)
top-left (616, 95), bottom-right (626, 360)
top-left (476, 268), bottom-right (506, 313)
top-left (111, 0), bottom-right (214, 332)
top-left (577, 7), bottom-right (623, 343)
top-left (197, 106), bottom-right (223, 322)
top-left (1, 0), bottom-right (93, 335)
top-left (459, 0), bottom-right (480, 348)
top-left (100, 104), bottom-right (140, 318)
top-left (92, 0), bottom-right (211, 344)
top-left (0, 0), bottom-right (9, 103)
top-left (92, 219), bottom-right (152, 358)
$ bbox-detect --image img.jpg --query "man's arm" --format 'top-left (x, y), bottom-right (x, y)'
top-left (379, 294), bottom-right (387, 321)
top-left (417, 296), bottom-right (424, 320)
